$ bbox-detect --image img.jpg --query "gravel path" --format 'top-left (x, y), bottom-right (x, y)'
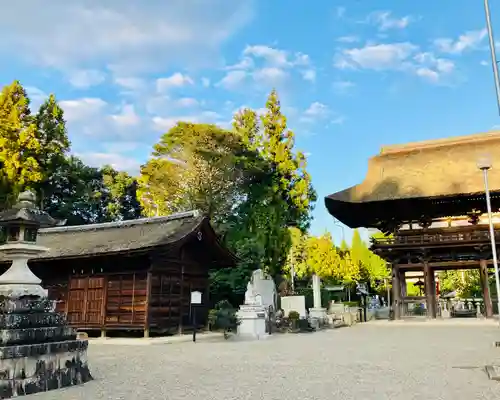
top-left (34, 323), bottom-right (500, 400)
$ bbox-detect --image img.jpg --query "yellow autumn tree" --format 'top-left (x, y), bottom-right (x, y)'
top-left (302, 232), bottom-right (340, 280)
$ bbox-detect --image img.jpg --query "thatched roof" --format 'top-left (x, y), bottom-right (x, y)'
top-left (0, 210), bottom-right (236, 266)
top-left (325, 131), bottom-right (500, 228)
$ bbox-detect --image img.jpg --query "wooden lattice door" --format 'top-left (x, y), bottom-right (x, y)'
top-left (67, 278), bottom-right (86, 325)
top-left (85, 277), bottom-right (105, 325)
top-left (67, 276), bottom-right (105, 327)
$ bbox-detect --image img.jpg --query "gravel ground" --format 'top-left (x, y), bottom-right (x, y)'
top-left (34, 323), bottom-right (500, 400)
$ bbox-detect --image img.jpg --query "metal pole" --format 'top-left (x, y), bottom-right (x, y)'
top-left (484, 0), bottom-right (500, 115)
top-left (482, 168), bottom-right (500, 323)
top-left (385, 277), bottom-right (391, 306)
top-left (333, 219), bottom-right (345, 241)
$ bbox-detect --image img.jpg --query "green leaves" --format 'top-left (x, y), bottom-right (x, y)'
top-left (0, 81), bottom-right (43, 205)
top-left (0, 80), bottom-right (142, 225)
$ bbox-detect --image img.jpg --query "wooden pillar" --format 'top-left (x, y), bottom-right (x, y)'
top-left (480, 259), bottom-right (493, 318)
top-left (144, 271), bottom-right (152, 338)
top-left (392, 264), bottom-right (401, 320)
top-left (424, 261), bottom-right (436, 318)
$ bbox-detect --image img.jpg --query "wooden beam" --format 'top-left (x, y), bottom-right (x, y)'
top-left (398, 260), bottom-right (492, 270)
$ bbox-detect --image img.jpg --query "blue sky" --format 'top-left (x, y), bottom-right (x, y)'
top-left (1, 0), bottom-right (499, 244)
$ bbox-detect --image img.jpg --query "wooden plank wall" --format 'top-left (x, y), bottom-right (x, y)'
top-left (40, 242), bottom-right (212, 334)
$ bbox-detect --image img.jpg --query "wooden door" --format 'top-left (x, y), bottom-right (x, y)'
top-left (67, 276), bottom-right (106, 327)
top-left (67, 278), bottom-right (86, 325)
top-left (85, 277), bottom-right (105, 325)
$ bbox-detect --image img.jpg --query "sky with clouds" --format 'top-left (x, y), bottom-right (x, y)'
top-left (1, 0), bottom-right (499, 244)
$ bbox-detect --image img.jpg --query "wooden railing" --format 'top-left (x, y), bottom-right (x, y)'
top-left (371, 230), bottom-right (500, 246)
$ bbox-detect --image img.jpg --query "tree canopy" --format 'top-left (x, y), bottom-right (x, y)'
top-left (0, 80), bottom-right (142, 225)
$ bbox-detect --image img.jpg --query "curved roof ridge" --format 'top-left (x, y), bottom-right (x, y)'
top-left (380, 130), bottom-right (500, 156)
top-left (40, 210), bottom-right (202, 234)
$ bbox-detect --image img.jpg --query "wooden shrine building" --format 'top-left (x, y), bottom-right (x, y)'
top-left (325, 131), bottom-right (500, 319)
top-left (0, 210), bottom-right (236, 336)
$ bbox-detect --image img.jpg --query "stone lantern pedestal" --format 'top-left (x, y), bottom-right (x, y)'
top-left (0, 191), bottom-right (92, 398)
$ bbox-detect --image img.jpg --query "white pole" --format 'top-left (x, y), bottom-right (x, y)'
top-left (482, 167), bottom-right (500, 323)
top-left (484, 0), bottom-right (500, 115)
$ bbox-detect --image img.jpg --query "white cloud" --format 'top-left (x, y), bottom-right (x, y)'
top-left (334, 42), bottom-right (455, 83)
top-left (413, 52), bottom-right (455, 83)
top-left (152, 110), bottom-right (223, 131)
top-left (78, 152), bottom-right (143, 175)
top-left (114, 77), bottom-right (146, 91)
top-left (253, 67), bottom-right (288, 85)
top-left (304, 102), bottom-right (328, 117)
top-left (333, 80), bottom-right (355, 93)
top-left (481, 60), bottom-right (489, 66)
top-left (59, 98), bottom-right (108, 122)
top-left (337, 36), bottom-right (359, 44)
top-left (66, 69), bottom-right (106, 89)
top-left (217, 70), bottom-right (248, 89)
top-left (201, 77), bottom-right (211, 87)
top-left (220, 45), bottom-right (313, 90)
top-left (110, 104), bottom-right (140, 127)
top-left (244, 45), bottom-right (289, 67)
top-left (335, 42), bottom-right (417, 70)
top-left (156, 72), bottom-right (194, 92)
top-left (176, 97), bottom-right (199, 107)
top-left (369, 11), bottom-right (412, 31)
top-left (25, 86), bottom-right (48, 110)
top-left (434, 29), bottom-right (487, 54)
top-left (0, 1), bottom-right (254, 73)
top-left (301, 69), bottom-right (316, 82)
top-left (225, 57), bottom-right (254, 70)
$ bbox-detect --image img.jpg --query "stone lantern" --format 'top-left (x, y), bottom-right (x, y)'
top-left (0, 191), bottom-right (58, 298)
top-left (0, 191), bottom-right (92, 398)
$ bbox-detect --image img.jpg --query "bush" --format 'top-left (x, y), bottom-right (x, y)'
top-left (288, 310), bottom-right (300, 320)
top-left (208, 300), bottom-right (239, 339)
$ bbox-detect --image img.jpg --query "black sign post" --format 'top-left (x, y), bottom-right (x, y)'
top-left (190, 291), bottom-right (202, 343)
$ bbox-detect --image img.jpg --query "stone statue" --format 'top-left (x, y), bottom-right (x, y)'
top-left (245, 282), bottom-right (256, 305)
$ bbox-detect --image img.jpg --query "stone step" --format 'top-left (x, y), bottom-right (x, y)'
top-left (0, 313), bottom-right (65, 329)
top-left (0, 344), bottom-right (92, 398)
top-left (0, 339), bottom-right (88, 360)
top-left (0, 326), bottom-right (76, 346)
top-left (0, 298), bottom-right (55, 314)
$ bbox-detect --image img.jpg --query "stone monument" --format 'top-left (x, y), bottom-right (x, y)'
top-left (237, 269), bottom-right (276, 340)
top-left (0, 191), bottom-right (92, 398)
top-left (308, 274), bottom-right (327, 321)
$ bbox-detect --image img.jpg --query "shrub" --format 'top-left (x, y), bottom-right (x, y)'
top-left (288, 310), bottom-right (300, 320)
top-left (208, 300), bottom-right (239, 339)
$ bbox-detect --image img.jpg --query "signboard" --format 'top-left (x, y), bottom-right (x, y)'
top-left (190, 291), bottom-right (202, 305)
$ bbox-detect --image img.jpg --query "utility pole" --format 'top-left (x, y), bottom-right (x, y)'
top-left (484, 0), bottom-right (500, 114)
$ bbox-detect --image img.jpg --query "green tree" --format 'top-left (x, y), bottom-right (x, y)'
top-left (0, 80), bottom-right (42, 207)
top-left (45, 156), bottom-right (109, 225)
top-left (138, 122), bottom-right (250, 224)
top-left (33, 93), bottom-right (71, 210)
top-left (101, 165), bottom-right (142, 221)
top-left (225, 90), bottom-right (316, 278)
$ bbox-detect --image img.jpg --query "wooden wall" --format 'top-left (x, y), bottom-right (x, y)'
top-left (36, 242), bottom-right (211, 335)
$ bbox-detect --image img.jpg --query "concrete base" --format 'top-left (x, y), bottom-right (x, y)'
top-left (485, 365), bottom-right (500, 381)
top-left (309, 308), bottom-right (327, 320)
top-left (236, 304), bottom-right (267, 340)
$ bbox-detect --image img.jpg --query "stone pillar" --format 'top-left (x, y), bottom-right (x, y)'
top-left (309, 274), bottom-right (327, 321)
top-left (392, 265), bottom-right (401, 320)
top-left (424, 261), bottom-right (436, 318)
top-left (480, 259), bottom-right (493, 318)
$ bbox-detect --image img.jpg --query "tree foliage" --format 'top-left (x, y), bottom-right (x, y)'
top-left (0, 80), bottom-right (142, 224)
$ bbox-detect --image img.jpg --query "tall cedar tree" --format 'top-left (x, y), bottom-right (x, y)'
top-left (0, 80), bottom-right (42, 207)
top-left (33, 93), bottom-right (71, 210)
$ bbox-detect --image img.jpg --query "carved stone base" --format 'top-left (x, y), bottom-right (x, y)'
top-left (0, 297), bottom-right (92, 398)
top-left (237, 304), bottom-right (267, 340)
